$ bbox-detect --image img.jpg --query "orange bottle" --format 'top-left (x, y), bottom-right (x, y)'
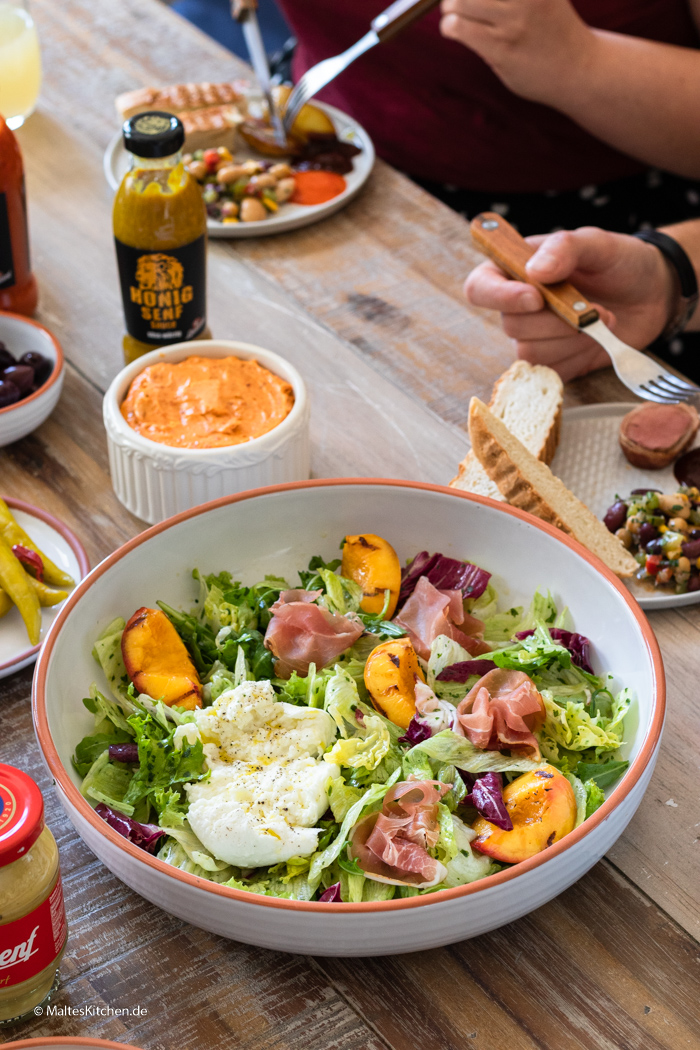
top-left (0, 114), bottom-right (38, 316)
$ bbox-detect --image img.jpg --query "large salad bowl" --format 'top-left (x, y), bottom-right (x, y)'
top-left (33, 480), bottom-right (664, 956)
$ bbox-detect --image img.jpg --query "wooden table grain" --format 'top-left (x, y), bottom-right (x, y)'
top-left (1, 0), bottom-right (699, 1047)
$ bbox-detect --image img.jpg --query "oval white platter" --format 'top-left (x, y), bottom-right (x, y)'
top-left (103, 100), bottom-right (375, 239)
top-left (552, 402), bottom-right (700, 609)
top-left (0, 498), bottom-right (89, 679)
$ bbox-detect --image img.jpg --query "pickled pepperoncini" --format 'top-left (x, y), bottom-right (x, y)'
top-left (113, 112), bottom-right (208, 364)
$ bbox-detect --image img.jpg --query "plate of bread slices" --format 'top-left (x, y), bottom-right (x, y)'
top-left (450, 360), bottom-right (700, 609)
top-left (105, 81), bottom-right (374, 238)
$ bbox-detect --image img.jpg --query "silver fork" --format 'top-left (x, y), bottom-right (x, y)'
top-left (470, 212), bottom-right (700, 406)
top-left (282, 0), bottom-right (440, 135)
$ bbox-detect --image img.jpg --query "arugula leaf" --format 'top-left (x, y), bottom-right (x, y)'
top-left (575, 759), bottom-right (629, 788)
top-left (72, 725), bottom-right (133, 778)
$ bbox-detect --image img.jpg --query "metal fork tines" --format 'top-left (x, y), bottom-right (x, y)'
top-left (584, 319), bottom-right (700, 404)
top-left (281, 30), bottom-right (378, 133)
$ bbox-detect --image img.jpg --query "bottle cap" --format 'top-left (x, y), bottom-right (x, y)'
top-left (0, 764), bottom-right (45, 868)
top-left (122, 111), bottom-right (185, 158)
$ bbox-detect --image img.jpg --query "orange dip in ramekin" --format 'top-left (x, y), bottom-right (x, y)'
top-left (120, 354), bottom-right (295, 449)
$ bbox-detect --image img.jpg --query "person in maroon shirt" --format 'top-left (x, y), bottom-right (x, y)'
top-left (276, 0), bottom-right (700, 371)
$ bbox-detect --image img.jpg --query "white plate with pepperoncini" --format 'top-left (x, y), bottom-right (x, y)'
top-left (0, 765), bottom-right (67, 1027)
top-left (551, 403), bottom-right (700, 609)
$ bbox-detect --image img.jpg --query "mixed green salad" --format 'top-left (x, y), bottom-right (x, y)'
top-left (73, 542), bottom-right (632, 903)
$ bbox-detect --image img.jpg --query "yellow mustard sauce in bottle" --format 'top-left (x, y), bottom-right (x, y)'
top-left (0, 764), bottom-right (67, 1025)
top-left (113, 112), bottom-right (208, 364)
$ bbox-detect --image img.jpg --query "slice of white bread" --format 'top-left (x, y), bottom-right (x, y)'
top-left (116, 82), bottom-right (247, 121)
top-left (468, 397), bottom-right (638, 577)
top-left (450, 361), bottom-right (563, 498)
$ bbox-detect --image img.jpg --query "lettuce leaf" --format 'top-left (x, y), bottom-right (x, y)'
top-left (121, 712), bottom-right (207, 809)
top-left (157, 835), bottom-right (236, 881)
top-left (408, 730), bottom-right (541, 775)
top-left (584, 779), bottom-right (606, 818)
top-left (565, 773), bottom-right (587, 829)
top-left (492, 624), bottom-right (571, 673)
top-left (92, 618), bottom-right (132, 707)
top-left (72, 720), bottom-right (132, 778)
top-left (427, 635), bottom-right (476, 702)
top-left (328, 777), bottom-right (364, 822)
top-left (325, 713), bottom-right (391, 772)
top-left (80, 749), bottom-right (135, 816)
top-left (441, 815), bottom-right (496, 888)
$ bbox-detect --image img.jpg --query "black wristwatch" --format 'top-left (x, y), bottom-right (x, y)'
top-left (634, 229), bottom-right (699, 339)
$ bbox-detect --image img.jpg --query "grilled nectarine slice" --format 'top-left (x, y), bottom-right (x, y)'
top-left (341, 533), bottom-right (401, 617)
top-left (122, 607), bottom-right (202, 710)
top-left (471, 765), bottom-right (576, 863)
top-left (364, 636), bottom-right (424, 729)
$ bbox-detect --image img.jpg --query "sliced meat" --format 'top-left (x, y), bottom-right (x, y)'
top-left (393, 576), bottom-right (491, 660)
top-left (349, 779), bottom-right (450, 887)
top-left (273, 588), bottom-right (323, 605)
top-left (264, 601), bottom-right (364, 677)
top-left (454, 668), bottom-right (545, 757)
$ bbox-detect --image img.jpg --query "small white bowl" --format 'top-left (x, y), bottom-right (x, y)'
top-left (33, 481), bottom-right (664, 957)
top-left (0, 312), bottom-right (64, 447)
top-left (103, 340), bottom-right (310, 524)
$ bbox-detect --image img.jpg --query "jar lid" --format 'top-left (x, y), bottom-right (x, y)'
top-left (0, 764), bottom-right (44, 868)
top-left (122, 111), bottom-right (185, 158)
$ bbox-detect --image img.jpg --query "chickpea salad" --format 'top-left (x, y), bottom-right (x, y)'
top-left (604, 486), bottom-right (700, 593)
top-left (184, 140), bottom-right (359, 224)
top-left (72, 536), bottom-right (632, 903)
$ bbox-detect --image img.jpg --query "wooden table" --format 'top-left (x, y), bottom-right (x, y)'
top-left (2, 1), bottom-right (699, 1047)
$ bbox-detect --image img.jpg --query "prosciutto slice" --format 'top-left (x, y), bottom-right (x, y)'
top-left (393, 575), bottom-right (491, 661)
top-left (454, 669), bottom-right (546, 757)
top-left (264, 599), bottom-right (364, 678)
top-left (349, 780), bottom-right (450, 887)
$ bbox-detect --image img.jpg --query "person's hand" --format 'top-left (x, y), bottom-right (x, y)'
top-left (464, 227), bottom-right (675, 382)
top-left (439, 0), bottom-right (596, 106)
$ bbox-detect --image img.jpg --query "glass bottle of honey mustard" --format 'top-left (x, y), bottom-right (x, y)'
top-left (113, 112), bottom-right (208, 364)
top-left (0, 763), bottom-right (67, 1026)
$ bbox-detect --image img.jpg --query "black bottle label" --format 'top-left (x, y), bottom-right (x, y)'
top-left (114, 234), bottom-right (206, 346)
top-left (0, 193), bottom-right (16, 290)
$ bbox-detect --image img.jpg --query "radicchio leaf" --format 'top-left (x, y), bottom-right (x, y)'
top-left (399, 551), bottom-right (491, 604)
top-left (465, 772), bottom-right (513, 831)
top-left (95, 802), bottom-right (166, 853)
top-left (398, 717), bottom-right (433, 745)
top-left (436, 659), bottom-right (497, 683)
top-left (319, 882), bottom-right (342, 902)
top-left (516, 628), bottom-right (593, 674)
top-left (108, 743), bottom-right (139, 763)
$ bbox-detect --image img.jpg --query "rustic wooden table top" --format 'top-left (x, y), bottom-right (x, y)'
top-left (1, 0), bottom-right (699, 1047)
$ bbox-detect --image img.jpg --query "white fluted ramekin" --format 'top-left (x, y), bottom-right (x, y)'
top-left (103, 340), bottom-right (310, 523)
top-left (0, 312), bottom-right (64, 447)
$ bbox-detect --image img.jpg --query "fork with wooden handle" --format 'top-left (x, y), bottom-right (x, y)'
top-left (471, 212), bottom-right (700, 404)
top-left (282, 0), bottom-right (441, 134)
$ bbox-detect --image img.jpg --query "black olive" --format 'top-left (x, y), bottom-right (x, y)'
top-left (603, 500), bottom-right (628, 533)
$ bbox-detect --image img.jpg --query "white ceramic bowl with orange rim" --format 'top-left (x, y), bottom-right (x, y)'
top-left (32, 480), bottom-right (665, 957)
top-left (0, 312), bottom-right (64, 447)
top-left (102, 339), bottom-right (310, 524)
